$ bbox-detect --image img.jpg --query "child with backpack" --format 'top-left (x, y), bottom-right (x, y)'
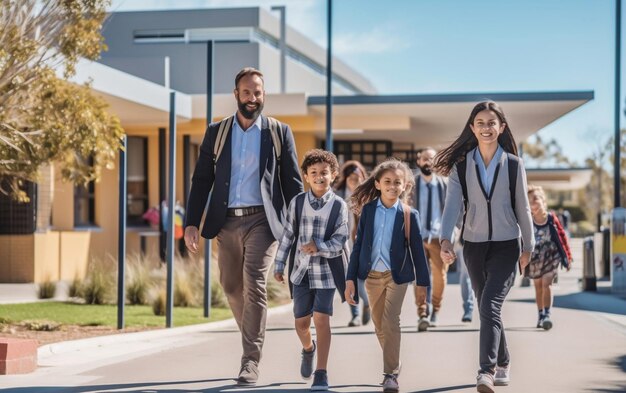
top-left (435, 101), bottom-right (535, 393)
top-left (527, 185), bottom-right (572, 330)
top-left (345, 158), bottom-right (430, 393)
top-left (274, 149), bottom-right (349, 391)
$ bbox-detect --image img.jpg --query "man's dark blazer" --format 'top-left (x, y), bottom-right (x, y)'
top-left (412, 173), bottom-right (446, 217)
top-left (346, 200), bottom-right (431, 302)
top-left (185, 114), bottom-right (303, 240)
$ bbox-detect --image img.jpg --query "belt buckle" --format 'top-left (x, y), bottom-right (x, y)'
top-left (234, 208), bottom-right (244, 217)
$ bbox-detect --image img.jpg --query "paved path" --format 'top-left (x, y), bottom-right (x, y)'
top-left (0, 239), bottom-right (625, 392)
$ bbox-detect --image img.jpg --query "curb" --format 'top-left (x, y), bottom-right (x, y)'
top-left (38, 303), bottom-right (293, 361)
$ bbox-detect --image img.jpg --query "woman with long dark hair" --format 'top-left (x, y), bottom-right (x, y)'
top-left (435, 101), bottom-right (534, 393)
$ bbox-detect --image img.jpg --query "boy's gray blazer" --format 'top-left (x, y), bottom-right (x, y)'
top-left (440, 148), bottom-right (535, 253)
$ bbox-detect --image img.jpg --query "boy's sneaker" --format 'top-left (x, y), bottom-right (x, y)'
top-left (301, 341), bottom-right (316, 379)
top-left (311, 369), bottom-right (329, 391)
top-left (236, 360), bottom-right (259, 387)
top-left (494, 364), bottom-right (510, 386)
top-left (541, 315), bottom-right (553, 330)
top-left (476, 372), bottom-right (495, 393)
top-left (462, 310), bottom-right (473, 323)
top-left (348, 315), bottom-right (361, 327)
top-left (362, 305), bottom-right (371, 325)
top-left (382, 373), bottom-right (399, 393)
top-left (536, 313), bottom-right (545, 328)
top-left (429, 311), bottom-right (438, 327)
top-left (417, 316), bottom-right (429, 332)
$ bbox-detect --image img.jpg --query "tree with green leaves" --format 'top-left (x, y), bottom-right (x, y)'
top-left (0, 0), bottom-right (123, 201)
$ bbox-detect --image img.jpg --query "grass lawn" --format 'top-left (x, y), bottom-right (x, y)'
top-left (0, 302), bottom-right (233, 328)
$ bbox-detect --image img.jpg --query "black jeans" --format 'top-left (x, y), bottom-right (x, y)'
top-left (464, 239), bottom-right (520, 375)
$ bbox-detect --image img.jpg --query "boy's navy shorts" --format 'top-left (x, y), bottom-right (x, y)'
top-left (292, 274), bottom-right (335, 318)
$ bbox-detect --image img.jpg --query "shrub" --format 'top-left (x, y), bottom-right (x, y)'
top-left (152, 289), bottom-right (166, 316)
top-left (210, 276), bottom-right (227, 308)
top-left (126, 255), bottom-right (155, 305)
top-left (68, 275), bottom-right (83, 298)
top-left (174, 265), bottom-right (197, 307)
top-left (22, 320), bottom-right (61, 332)
top-left (37, 277), bottom-right (56, 299)
top-left (82, 258), bottom-right (115, 305)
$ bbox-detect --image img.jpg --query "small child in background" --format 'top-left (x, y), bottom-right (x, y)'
top-left (527, 185), bottom-right (572, 330)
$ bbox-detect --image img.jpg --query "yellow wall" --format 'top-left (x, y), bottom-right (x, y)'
top-left (58, 232), bottom-right (91, 281)
top-left (0, 235), bottom-right (35, 283)
top-left (52, 174), bottom-right (75, 230)
top-left (34, 232), bottom-right (60, 282)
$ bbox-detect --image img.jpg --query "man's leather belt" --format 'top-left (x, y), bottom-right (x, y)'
top-left (226, 205), bottom-right (264, 217)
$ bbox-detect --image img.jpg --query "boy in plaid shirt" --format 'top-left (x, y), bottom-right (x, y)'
top-left (274, 149), bottom-right (349, 391)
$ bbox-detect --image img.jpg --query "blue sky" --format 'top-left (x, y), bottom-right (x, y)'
top-left (109, 0), bottom-right (625, 166)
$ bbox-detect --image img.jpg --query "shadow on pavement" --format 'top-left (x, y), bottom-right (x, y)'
top-left (407, 384), bottom-right (476, 392)
top-left (0, 378), bottom-right (234, 393)
top-left (586, 384), bottom-right (626, 393)
top-left (509, 289), bottom-right (626, 316)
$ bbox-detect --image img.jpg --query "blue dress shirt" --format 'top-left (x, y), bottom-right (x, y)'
top-left (228, 114), bottom-right (263, 207)
top-left (474, 144), bottom-right (503, 195)
top-left (371, 198), bottom-right (399, 272)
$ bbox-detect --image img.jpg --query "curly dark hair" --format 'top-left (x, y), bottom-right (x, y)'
top-left (301, 149), bottom-right (339, 174)
top-left (434, 101), bottom-right (518, 177)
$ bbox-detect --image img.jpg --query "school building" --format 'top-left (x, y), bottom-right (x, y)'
top-left (0, 7), bottom-right (594, 283)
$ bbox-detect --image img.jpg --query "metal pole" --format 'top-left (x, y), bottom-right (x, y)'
top-left (117, 135), bottom-right (127, 330)
top-left (166, 91), bottom-right (177, 328)
top-left (158, 127), bottom-right (166, 261)
top-left (271, 5), bottom-right (287, 93)
top-left (326, 0), bottom-right (333, 152)
top-left (204, 40), bottom-right (214, 318)
top-left (615, 0), bottom-right (622, 208)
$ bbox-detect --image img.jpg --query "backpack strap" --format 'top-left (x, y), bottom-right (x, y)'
top-left (324, 199), bottom-right (343, 240)
top-left (213, 116), bottom-right (234, 172)
top-left (457, 158), bottom-right (468, 241)
top-left (402, 203), bottom-right (411, 243)
top-left (287, 193), bottom-right (307, 297)
top-left (267, 116), bottom-right (282, 165)
top-left (507, 153), bottom-right (519, 219)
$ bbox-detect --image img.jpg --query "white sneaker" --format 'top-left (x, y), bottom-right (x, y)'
top-left (417, 317), bottom-right (429, 332)
top-left (494, 364), bottom-right (510, 386)
top-left (476, 373), bottom-right (495, 393)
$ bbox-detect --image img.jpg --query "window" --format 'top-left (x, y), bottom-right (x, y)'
top-left (127, 136), bottom-right (149, 226)
top-left (0, 179), bottom-right (36, 234)
top-left (74, 157), bottom-right (95, 227)
top-left (74, 181), bottom-right (95, 227)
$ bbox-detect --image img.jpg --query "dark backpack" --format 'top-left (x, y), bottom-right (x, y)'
top-left (286, 193), bottom-right (347, 301)
top-left (457, 153), bottom-right (519, 240)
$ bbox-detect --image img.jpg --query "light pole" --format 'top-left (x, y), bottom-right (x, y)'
top-left (326, 0), bottom-right (333, 153)
top-left (613, 0), bottom-right (622, 207)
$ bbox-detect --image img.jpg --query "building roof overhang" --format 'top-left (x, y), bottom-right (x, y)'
top-left (526, 167), bottom-right (594, 191)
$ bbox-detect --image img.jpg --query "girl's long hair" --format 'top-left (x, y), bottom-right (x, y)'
top-left (434, 101), bottom-right (519, 177)
top-left (350, 158), bottom-right (415, 215)
top-left (334, 160), bottom-right (368, 192)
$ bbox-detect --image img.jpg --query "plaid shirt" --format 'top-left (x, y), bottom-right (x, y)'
top-left (274, 189), bottom-right (349, 289)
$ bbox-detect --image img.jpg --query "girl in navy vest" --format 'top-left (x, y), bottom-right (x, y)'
top-left (435, 101), bottom-right (534, 393)
top-left (345, 158), bottom-right (430, 393)
top-left (527, 185), bottom-right (572, 330)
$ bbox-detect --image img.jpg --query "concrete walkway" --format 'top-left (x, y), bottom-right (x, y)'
top-left (0, 239), bottom-right (625, 392)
